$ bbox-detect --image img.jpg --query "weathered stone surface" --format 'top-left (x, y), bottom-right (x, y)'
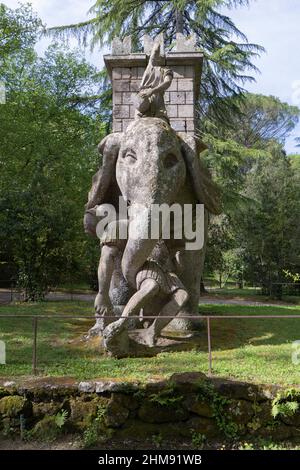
top-left (183, 394), bottom-right (213, 418)
top-left (169, 372), bottom-right (207, 393)
top-left (186, 416), bottom-right (219, 438)
top-left (138, 401), bottom-right (189, 423)
top-left (105, 399), bottom-right (129, 428)
top-left (211, 378), bottom-right (272, 402)
top-left (0, 396), bottom-right (31, 418)
top-left (32, 401), bottom-right (62, 419)
top-left (78, 381), bottom-right (95, 393)
top-left (225, 399), bottom-right (254, 425)
top-left (176, 33), bottom-right (197, 52)
top-left (69, 397), bottom-right (103, 429)
top-left (112, 36), bottom-right (132, 55)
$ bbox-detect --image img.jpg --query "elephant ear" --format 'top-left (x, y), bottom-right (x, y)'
top-left (179, 134), bottom-right (222, 215)
top-left (84, 133), bottom-right (123, 236)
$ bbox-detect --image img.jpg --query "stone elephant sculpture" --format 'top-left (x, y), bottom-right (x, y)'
top-left (84, 117), bottom-right (221, 333)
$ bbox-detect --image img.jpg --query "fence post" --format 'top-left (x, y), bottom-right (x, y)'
top-left (32, 317), bottom-right (38, 375)
top-left (207, 316), bottom-right (212, 376)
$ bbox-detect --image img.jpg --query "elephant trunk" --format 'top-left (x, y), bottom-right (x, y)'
top-left (121, 205), bottom-right (159, 289)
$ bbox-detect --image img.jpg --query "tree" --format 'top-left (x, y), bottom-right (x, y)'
top-left (0, 6), bottom-right (104, 299)
top-left (232, 146), bottom-right (300, 290)
top-left (47, 0), bottom-right (264, 118)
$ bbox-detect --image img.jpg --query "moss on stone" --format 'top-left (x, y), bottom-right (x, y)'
top-left (0, 396), bottom-right (28, 418)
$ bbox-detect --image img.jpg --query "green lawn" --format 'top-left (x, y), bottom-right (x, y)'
top-left (0, 301), bottom-right (300, 386)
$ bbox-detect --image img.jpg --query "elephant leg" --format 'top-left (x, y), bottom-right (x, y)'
top-left (165, 209), bottom-right (208, 332)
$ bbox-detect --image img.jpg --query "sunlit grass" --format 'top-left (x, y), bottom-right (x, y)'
top-left (0, 301), bottom-right (300, 385)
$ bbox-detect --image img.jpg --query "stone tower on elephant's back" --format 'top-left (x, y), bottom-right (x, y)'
top-left (104, 34), bottom-right (203, 136)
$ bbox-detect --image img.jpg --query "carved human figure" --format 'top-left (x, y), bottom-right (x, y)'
top-left (134, 42), bottom-right (173, 122)
top-left (84, 204), bottom-right (128, 335)
top-left (103, 241), bottom-right (189, 349)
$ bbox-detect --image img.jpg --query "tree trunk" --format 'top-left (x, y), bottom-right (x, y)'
top-left (175, 9), bottom-right (184, 34)
top-left (200, 277), bottom-right (208, 295)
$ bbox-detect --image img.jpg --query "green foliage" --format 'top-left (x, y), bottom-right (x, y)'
top-left (149, 384), bottom-right (183, 407)
top-left (83, 403), bottom-right (112, 448)
top-left (272, 389), bottom-right (300, 419)
top-left (191, 432), bottom-right (206, 449)
top-left (47, 0), bottom-right (264, 119)
top-left (54, 409), bottom-right (68, 428)
top-left (0, 6), bottom-right (104, 299)
top-left (197, 382), bottom-right (239, 438)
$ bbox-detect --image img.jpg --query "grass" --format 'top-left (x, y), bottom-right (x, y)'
top-left (0, 301), bottom-right (300, 385)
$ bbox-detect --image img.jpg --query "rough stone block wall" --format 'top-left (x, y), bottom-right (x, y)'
top-left (112, 65), bottom-right (196, 134)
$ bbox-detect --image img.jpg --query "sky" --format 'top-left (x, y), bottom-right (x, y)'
top-left (3, 0), bottom-right (300, 154)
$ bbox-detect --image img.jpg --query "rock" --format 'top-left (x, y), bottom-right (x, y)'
top-left (169, 372), bottom-right (208, 393)
top-left (69, 397), bottom-right (107, 430)
top-left (186, 416), bottom-right (220, 438)
top-left (225, 400), bottom-right (254, 426)
top-left (32, 401), bottom-right (62, 419)
top-left (138, 401), bottom-right (189, 423)
top-left (3, 381), bottom-right (16, 388)
top-left (184, 394), bottom-right (213, 418)
top-left (0, 396), bottom-right (31, 418)
top-left (78, 381), bottom-right (95, 393)
top-left (105, 399), bottom-right (129, 428)
top-left (95, 381), bottom-right (138, 394)
top-left (31, 415), bottom-right (62, 441)
top-left (211, 378), bottom-right (269, 402)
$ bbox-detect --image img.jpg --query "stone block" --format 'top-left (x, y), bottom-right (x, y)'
top-left (166, 104), bottom-right (178, 118)
top-left (113, 92), bottom-right (122, 104)
top-left (112, 36), bottom-right (132, 55)
top-left (114, 80), bottom-right (130, 92)
top-left (122, 92), bottom-right (134, 105)
top-left (168, 79), bottom-right (178, 92)
top-left (178, 104), bottom-right (194, 118)
top-left (137, 67), bottom-right (144, 78)
top-left (172, 65), bottom-right (185, 78)
top-left (185, 91), bottom-right (194, 104)
top-left (143, 33), bottom-right (164, 56)
top-left (170, 119), bottom-right (186, 132)
top-left (113, 105), bottom-right (130, 119)
top-left (186, 119), bottom-right (195, 131)
top-left (122, 68), bottom-right (131, 79)
top-left (112, 68), bottom-right (122, 80)
top-left (164, 91), bottom-right (170, 103)
top-left (130, 67), bottom-right (138, 79)
top-left (175, 33), bottom-right (196, 52)
top-left (130, 80), bottom-right (141, 92)
top-left (170, 91), bottom-right (185, 104)
top-left (178, 79), bottom-right (193, 92)
top-left (129, 105), bottom-right (136, 118)
top-left (185, 65), bottom-right (194, 78)
top-left (113, 120), bottom-right (122, 132)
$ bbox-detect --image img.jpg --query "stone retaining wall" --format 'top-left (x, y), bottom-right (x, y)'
top-left (1, 373), bottom-right (300, 445)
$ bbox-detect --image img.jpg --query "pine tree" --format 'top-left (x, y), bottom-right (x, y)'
top-left (47, 0), bottom-right (264, 118)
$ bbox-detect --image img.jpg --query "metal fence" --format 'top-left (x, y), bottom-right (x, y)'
top-left (1, 314), bottom-right (300, 377)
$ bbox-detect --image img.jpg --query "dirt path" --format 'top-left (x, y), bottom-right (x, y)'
top-left (0, 288), bottom-right (296, 308)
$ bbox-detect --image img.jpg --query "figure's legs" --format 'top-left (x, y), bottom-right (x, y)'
top-left (102, 279), bottom-right (159, 343)
top-left (90, 245), bottom-right (118, 335)
top-left (145, 288), bottom-right (189, 346)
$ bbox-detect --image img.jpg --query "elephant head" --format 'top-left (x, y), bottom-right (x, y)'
top-left (85, 117), bottom-right (220, 289)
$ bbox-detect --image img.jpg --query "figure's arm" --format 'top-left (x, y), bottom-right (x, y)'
top-left (151, 73), bottom-right (173, 93)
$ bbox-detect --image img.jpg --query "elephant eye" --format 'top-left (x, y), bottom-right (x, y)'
top-left (164, 153), bottom-right (178, 169)
top-left (123, 151), bottom-right (137, 164)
